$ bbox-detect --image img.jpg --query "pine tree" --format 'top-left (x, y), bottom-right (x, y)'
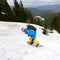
top-left (0, 0), bottom-right (5, 15)
top-left (42, 17), bottom-right (50, 35)
top-left (0, 0), bottom-right (14, 21)
top-left (19, 0), bottom-right (27, 20)
top-left (0, 3), bottom-right (2, 20)
top-left (53, 13), bottom-right (60, 33)
top-left (0, 3), bottom-right (1, 14)
top-left (13, 0), bottom-right (22, 17)
top-left (26, 10), bottom-right (33, 23)
top-left (43, 17), bottom-right (50, 29)
top-left (2, 0), bottom-right (13, 16)
top-left (13, 0), bottom-right (24, 22)
top-left (13, 0), bottom-right (28, 22)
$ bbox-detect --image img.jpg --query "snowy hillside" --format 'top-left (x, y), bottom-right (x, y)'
top-left (0, 21), bottom-right (60, 60)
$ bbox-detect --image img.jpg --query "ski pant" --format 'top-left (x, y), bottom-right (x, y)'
top-left (29, 36), bottom-right (39, 45)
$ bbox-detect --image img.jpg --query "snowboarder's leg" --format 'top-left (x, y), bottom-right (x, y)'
top-left (30, 40), bottom-right (33, 45)
top-left (29, 36), bottom-right (32, 42)
top-left (33, 39), bottom-right (39, 47)
top-left (29, 36), bottom-right (34, 45)
top-left (29, 37), bottom-right (39, 47)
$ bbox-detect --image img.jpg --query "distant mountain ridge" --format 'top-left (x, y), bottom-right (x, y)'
top-left (37, 4), bottom-right (60, 12)
top-left (27, 4), bottom-right (60, 14)
top-left (26, 4), bottom-right (60, 21)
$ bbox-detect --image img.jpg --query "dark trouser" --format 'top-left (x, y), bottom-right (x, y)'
top-left (29, 36), bottom-right (39, 47)
top-left (30, 39), bottom-right (34, 45)
top-left (30, 40), bottom-right (39, 47)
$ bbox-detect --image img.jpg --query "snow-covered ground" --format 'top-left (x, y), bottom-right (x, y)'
top-left (0, 21), bottom-right (60, 60)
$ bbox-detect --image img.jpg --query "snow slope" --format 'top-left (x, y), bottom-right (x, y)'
top-left (0, 21), bottom-right (60, 60)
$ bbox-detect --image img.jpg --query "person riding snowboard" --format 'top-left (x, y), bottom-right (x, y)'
top-left (22, 25), bottom-right (39, 47)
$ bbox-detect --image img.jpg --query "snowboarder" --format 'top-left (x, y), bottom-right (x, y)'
top-left (22, 25), bottom-right (39, 47)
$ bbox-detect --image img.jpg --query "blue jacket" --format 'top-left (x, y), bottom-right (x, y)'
top-left (24, 28), bottom-right (36, 40)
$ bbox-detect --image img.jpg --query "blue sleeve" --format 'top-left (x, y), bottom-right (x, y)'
top-left (24, 28), bottom-right (36, 39)
top-left (24, 28), bottom-right (31, 36)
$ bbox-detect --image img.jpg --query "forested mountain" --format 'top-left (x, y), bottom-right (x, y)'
top-left (27, 4), bottom-right (60, 21)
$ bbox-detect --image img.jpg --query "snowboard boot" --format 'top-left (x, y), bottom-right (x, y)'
top-left (36, 44), bottom-right (39, 47)
top-left (30, 40), bottom-right (33, 45)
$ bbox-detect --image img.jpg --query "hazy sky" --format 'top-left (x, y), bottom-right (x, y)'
top-left (7, 0), bottom-right (60, 7)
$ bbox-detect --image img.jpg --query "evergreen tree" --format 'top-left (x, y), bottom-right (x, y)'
top-left (19, 0), bottom-right (27, 20)
top-left (0, 3), bottom-right (1, 13)
top-left (0, 0), bottom-right (5, 15)
top-left (26, 10), bottom-right (33, 23)
top-left (53, 13), bottom-right (60, 33)
top-left (44, 17), bottom-right (50, 29)
top-left (0, 3), bottom-right (2, 20)
top-left (2, 0), bottom-right (13, 16)
top-left (13, 0), bottom-right (22, 17)
top-left (0, 0), bottom-right (14, 21)
top-left (13, 0), bottom-right (28, 22)
top-left (0, 0), bottom-right (4, 13)
top-left (42, 17), bottom-right (50, 35)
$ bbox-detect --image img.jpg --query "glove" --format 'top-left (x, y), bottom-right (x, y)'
top-left (21, 28), bottom-right (25, 32)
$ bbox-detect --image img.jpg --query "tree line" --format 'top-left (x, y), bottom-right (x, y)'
top-left (42, 13), bottom-right (60, 34)
top-left (0, 0), bottom-right (33, 22)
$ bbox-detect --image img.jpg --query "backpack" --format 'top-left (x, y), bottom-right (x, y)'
top-left (27, 25), bottom-right (36, 32)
